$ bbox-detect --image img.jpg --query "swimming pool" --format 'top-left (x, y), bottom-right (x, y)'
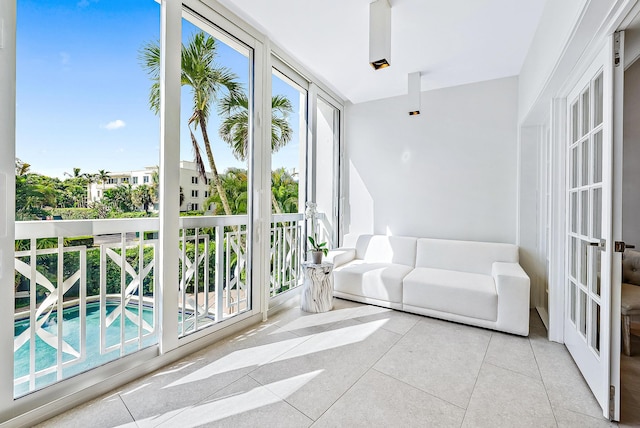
top-left (14, 301), bottom-right (157, 397)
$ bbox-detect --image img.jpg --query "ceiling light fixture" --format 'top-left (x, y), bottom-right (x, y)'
top-left (369, 0), bottom-right (391, 70)
top-left (408, 72), bottom-right (421, 116)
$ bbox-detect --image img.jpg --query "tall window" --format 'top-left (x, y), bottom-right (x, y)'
top-left (14, 0), bottom-right (160, 397)
top-left (172, 10), bottom-right (254, 336)
top-left (269, 60), bottom-right (308, 297)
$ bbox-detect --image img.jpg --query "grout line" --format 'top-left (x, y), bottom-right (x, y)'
top-left (528, 333), bottom-right (559, 427)
top-left (369, 367), bottom-right (467, 412)
top-left (117, 393), bottom-right (139, 427)
top-left (459, 332), bottom-right (493, 428)
top-left (308, 328), bottom-right (407, 423)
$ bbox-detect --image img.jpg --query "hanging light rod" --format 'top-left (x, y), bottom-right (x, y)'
top-left (408, 72), bottom-right (421, 115)
top-left (369, 0), bottom-right (391, 70)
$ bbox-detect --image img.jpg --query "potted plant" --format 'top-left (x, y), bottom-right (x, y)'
top-left (308, 233), bottom-right (328, 264)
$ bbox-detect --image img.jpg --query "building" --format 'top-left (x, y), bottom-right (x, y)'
top-left (2, 0), bottom-right (640, 425)
top-left (88, 161), bottom-right (214, 212)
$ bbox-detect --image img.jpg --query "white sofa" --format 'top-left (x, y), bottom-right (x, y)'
top-left (329, 235), bottom-right (530, 336)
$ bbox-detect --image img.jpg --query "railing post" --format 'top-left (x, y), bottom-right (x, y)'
top-left (215, 225), bottom-right (224, 321)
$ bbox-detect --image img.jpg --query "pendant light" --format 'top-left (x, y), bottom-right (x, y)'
top-left (369, 0), bottom-right (391, 70)
top-left (408, 72), bottom-right (421, 115)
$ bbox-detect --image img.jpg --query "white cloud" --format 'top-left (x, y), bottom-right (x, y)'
top-left (59, 52), bottom-right (70, 66)
top-left (102, 120), bottom-right (126, 131)
top-left (77, 0), bottom-right (99, 8)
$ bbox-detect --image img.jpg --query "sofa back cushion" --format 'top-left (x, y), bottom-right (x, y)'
top-left (355, 235), bottom-right (417, 266)
top-left (623, 249), bottom-right (640, 285)
top-left (415, 238), bottom-right (518, 275)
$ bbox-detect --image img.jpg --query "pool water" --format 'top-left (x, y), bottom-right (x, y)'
top-left (14, 301), bottom-right (156, 397)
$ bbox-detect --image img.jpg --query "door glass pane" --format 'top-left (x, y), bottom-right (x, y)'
top-left (580, 190), bottom-right (589, 236)
top-left (591, 301), bottom-right (601, 355)
top-left (590, 245), bottom-right (602, 296)
top-left (581, 89), bottom-right (590, 136)
top-left (571, 192), bottom-right (578, 234)
top-left (570, 236), bottom-right (577, 278)
top-left (581, 139), bottom-right (590, 185)
top-left (570, 281), bottom-right (577, 324)
top-left (177, 14), bottom-right (253, 337)
top-left (571, 146), bottom-right (579, 188)
top-left (580, 239), bottom-right (588, 285)
top-left (315, 97), bottom-right (339, 247)
top-left (592, 187), bottom-right (602, 238)
top-left (579, 290), bottom-right (587, 335)
top-left (270, 68), bottom-right (306, 297)
top-left (594, 73), bottom-right (603, 126)
top-left (593, 131), bottom-right (602, 183)
top-left (572, 101), bottom-right (579, 143)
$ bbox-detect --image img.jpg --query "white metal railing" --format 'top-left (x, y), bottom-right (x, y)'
top-left (270, 213), bottom-right (304, 296)
top-left (14, 218), bottom-right (160, 397)
top-left (177, 215), bottom-right (249, 337)
top-left (13, 212), bottom-right (330, 396)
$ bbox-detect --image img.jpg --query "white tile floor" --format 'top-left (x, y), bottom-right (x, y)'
top-left (37, 299), bottom-right (630, 427)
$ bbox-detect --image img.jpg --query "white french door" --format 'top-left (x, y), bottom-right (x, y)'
top-left (564, 35), bottom-right (619, 419)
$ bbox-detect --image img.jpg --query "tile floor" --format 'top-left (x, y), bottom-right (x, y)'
top-left (37, 299), bottom-right (634, 427)
top-left (621, 333), bottom-right (640, 426)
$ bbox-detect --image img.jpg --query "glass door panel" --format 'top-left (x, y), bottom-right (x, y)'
top-left (315, 97), bottom-right (340, 247)
top-left (270, 66), bottom-right (307, 297)
top-left (177, 12), bottom-right (253, 336)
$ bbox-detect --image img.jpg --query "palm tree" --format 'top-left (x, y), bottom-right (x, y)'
top-left (219, 93), bottom-right (293, 162)
top-left (132, 185), bottom-right (154, 214)
top-left (96, 169), bottom-right (110, 193)
top-left (140, 31), bottom-right (240, 216)
top-left (218, 93), bottom-right (294, 213)
top-left (271, 168), bottom-right (299, 214)
top-left (15, 158), bottom-right (30, 176)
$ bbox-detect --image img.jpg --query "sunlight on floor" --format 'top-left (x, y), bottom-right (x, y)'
top-left (268, 306), bottom-right (369, 334)
top-left (165, 319), bottom-right (387, 389)
top-left (119, 370), bottom-right (323, 427)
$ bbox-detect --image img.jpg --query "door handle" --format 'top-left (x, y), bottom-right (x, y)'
top-left (588, 239), bottom-right (605, 248)
top-left (614, 241), bottom-right (636, 252)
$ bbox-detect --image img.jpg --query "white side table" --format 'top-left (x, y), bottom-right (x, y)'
top-left (300, 262), bottom-right (334, 313)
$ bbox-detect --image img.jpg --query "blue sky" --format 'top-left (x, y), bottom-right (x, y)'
top-left (16, 0), bottom-right (302, 179)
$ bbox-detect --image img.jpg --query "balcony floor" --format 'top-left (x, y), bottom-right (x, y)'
top-left (37, 299), bottom-right (635, 427)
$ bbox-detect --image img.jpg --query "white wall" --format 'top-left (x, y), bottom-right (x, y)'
top-left (623, 57), bottom-right (640, 246)
top-left (343, 76), bottom-right (518, 244)
top-left (518, 0), bottom-right (586, 123)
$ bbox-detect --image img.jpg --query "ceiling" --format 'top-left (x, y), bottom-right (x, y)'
top-left (216, 0), bottom-right (547, 104)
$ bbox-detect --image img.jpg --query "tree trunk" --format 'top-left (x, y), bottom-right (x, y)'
top-left (271, 191), bottom-right (283, 214)
top-left (198, 110), bottom-right (233, 216)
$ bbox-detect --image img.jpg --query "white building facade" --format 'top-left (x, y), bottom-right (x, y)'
top-left (87, 161), bottom-right (214, 212)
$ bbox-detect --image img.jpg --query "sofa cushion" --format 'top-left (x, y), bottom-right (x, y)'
top-left (622, 282), bottom-right (640, 316)
top-left (403, 267), bottom-right (498, 321)
top-left (623, 249), bottom-right (640, 285)
top-left (355, 235), bottom-right (417, 266)
top-left (333, 260), bottom-right (413, 303)
top-left (415, 238), bottom-right (518, 275)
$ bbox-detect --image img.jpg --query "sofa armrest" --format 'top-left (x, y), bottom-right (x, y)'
top-left (492, 262), bottom-right (530, 336)
top-left (326, 248), bottom-right (356, 268)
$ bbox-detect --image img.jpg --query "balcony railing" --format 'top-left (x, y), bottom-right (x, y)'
top-left (13, 212), bottom-right (327, 397)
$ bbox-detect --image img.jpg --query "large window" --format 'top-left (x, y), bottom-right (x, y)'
top-left (14, 0), bottom-right (160, 397)
top-left (270, 61), bottom-right (308, 297)
top-left (175, 11), bottom-right (253, 336)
